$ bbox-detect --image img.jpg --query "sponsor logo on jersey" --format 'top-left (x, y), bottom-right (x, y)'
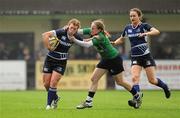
top-left (128, 29), bottom-right (132, 33)
top-left (61, 36), bottom-right (66, 41)
top-left (128, 33), bottom-right (141, 38)
top-left (60, 40), bottom-right (72, 46)
top-left (136, 28), bottom-right (140, 32)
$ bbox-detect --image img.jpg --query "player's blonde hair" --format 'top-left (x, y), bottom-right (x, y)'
top-left (130, 8), bottom-right (143, 20)
top-left (92, 19), bottom-right (105, 32)
top-left (68, 18), bottom-right (81, 29)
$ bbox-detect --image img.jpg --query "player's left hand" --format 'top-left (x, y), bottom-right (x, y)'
top-left (138, 33), bottom-right (147, 37)
top-left (92, 35), bottom-right (99, 39)
top-left (68, 35), bottom-right (75, 42)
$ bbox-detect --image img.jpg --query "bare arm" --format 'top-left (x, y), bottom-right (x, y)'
top-left (111, 36), bottom-right (125, 46)
top-left (69, 36), bottom-right (93, 48)
top-left (42, 31), bottom-right (56, 50)
top-left (74, 38), bottom-right (93, 48)
top-left (139, 27), bottom-right (160, 37)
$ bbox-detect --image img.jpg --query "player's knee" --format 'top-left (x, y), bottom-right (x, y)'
top-left (116, 81), bottom-right (123, 86)
top-left (43, 83), bottom-right (49, 91)
top-left (91, 77), bottom-right (98, 84)
top-left (116, 78), bottom-right (124, 86)
top-left (148, 78), bottom-right (157, 85)
top-left (132, 75), bottom-right (140, 83)
top-left (50, 80), bottom-right (58, 88)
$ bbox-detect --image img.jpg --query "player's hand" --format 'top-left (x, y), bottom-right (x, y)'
top-left (83, 39), bottom-right (90, 42)
top-left (68, 35), bottom-right (75, 42)
top-left (92, 35), bottom-right (99, 39)
top-left (110, 41), bottom-right (115, 46)
top-left (138, 33), bottom-right (147, 37)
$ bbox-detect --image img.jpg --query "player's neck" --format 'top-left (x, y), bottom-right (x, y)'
top-left (131, 22), bottom-right (141, 29)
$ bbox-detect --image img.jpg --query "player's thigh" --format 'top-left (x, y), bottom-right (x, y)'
top-left (50, 71), bottom-right (63, 87)
top-left (113, 72), bottom-right (123, 83)
top-left (144, 66), bottom-right (157, 82)
top-left (91, 68), bottom-right (107, 82)
top-left (43, 73), bottom-right (52, 85)
top-left (131, 65), bottom-right (142, 81)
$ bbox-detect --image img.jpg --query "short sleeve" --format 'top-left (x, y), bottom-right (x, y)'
top-left (74, 33), bottom-right (83, 41)
top-left (82, 28), bottom-right (91, 35)
top-left (121, 26), bottom-right (128, 37)
top-left (143, 23), bottom-right (152, 31)
top-left (55, 29), bottom-right (64, 37)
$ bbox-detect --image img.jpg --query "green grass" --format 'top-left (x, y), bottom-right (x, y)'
top-left (0, 90), bottom-right (180, 118)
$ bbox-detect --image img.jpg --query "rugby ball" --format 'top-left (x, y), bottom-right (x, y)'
top-left (48, 36), bottom-right (60, 51)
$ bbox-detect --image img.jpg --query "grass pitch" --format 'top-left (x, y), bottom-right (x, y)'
top-left (0, 90), bottom-right (179, 118)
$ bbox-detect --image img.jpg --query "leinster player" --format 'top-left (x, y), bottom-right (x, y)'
top-left (112, 8), bottom-right (171, 107)
top-left (42, 18), bottom-right (82, 110)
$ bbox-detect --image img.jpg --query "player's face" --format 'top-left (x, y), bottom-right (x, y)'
top-left (129, 11), bottom-right (140, 24)
top-left (67, 23), bottom-right (79, 36)
top-left (91, 23), bottom-right (100, 36)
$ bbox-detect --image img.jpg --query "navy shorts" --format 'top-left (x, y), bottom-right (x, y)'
top-left (43, 56), bottom-right (67, 75)
top-left (131, 53), bottom-right (156, 68)
top-left (97, 55), bottom-right (124, 75)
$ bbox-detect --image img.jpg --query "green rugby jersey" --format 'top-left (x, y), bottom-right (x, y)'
top-left (83, 28), bottom-right (119, 59)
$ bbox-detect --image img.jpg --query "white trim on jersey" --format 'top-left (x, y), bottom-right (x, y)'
top-left (50, 30), bottom-right (57, 37)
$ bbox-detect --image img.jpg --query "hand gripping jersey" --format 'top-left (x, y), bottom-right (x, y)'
top-left (122, 23), bottom-right (152, 57)
top-left (83, 28), bottom-right (119, 59)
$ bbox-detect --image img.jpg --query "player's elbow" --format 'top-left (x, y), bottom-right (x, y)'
top-left (86, 45), bottom-right (92, 48)
top-left (157, 30), bottom-right (160, 35)
top-left (155, 29), bottom-right (160, 35)
top-left (42, 33), bottom-right (46, 39)
top-left (42, 32), bottom-right (50, 40)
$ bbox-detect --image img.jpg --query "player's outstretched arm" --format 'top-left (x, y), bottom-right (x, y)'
top-left (70, 36), bottom-right (93, 48)
top-left (139, 27), bottom-right (160, 37)
top-left (111, 36), bottom-right (125, 46)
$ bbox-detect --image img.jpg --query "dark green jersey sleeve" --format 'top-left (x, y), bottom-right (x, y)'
top-left (82, 28), bottom-right (91, 35)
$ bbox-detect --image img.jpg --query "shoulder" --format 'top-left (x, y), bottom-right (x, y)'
top-left (125, 24), bottom-right (131, 28)
top-left (74, 33), bottom-right (83, 41)
top-left (98, 32), bottom-right (106, 39)
top-left (55, 28), bottom-right (66, 35)
top-left (123, 24), bottom-right (131, 30)
top-left (141, 23), bottom-right (152, 28)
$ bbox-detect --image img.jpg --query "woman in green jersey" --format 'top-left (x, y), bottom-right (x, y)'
top-left (70, 19), bottom-right (143, 109)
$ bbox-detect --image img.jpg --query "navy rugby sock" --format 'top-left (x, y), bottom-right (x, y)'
top-left (47, 87), bottom-right (57, 105)
top-left (133, 84), bottom-right (140, 92)
top-left (156, 78), bottom-right (167, 89)
top-left (130, 86), bottom-right (138, 96)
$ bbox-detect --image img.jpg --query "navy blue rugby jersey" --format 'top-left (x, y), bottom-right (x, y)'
top-left (121, 23), bottom-right (152, 57)
top-left (47, 28), bottom-right (83, 60)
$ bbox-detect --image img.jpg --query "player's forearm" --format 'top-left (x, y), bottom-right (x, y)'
top-left (114, 37), bottom-right (124, 46)
top-left (73, 38), bottom-right (93, 48)
top-left (146, 28), bottom-right (160, 36)
top-left (42, 32), bottom-right (51, 49)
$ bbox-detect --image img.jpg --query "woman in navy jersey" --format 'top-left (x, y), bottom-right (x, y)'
top-left (42, 18), bottom-right (83, 110)
top-left (112, 8), bottom-right (171, 106)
